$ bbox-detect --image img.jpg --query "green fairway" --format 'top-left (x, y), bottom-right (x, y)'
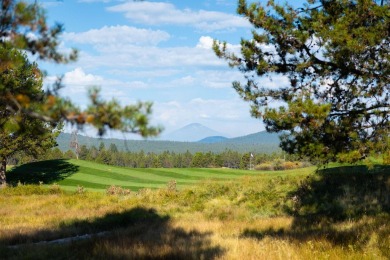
top-left (7, 159), bottom-right (314, 192)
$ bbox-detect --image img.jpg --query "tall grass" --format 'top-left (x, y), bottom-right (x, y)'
top-left (1, 164), bottom-right (389, 259)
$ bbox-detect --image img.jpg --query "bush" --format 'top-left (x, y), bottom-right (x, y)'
top-left (255, 160), bottom-right (310, 171)
top-left (48, 183), bottom-right (63, 194)
top-left (75, 185), bottom-right (86, 194)
top-left (166, 180), bottom-right (177, 192)
top-left (272, 159), bottom-right (284, 170)
top-left (255, 163), bottom-right (274, 171)
top-left (384, 151), bottom-right (390, 165)
top-left (106, 185), bottom-right (131, 196)
top-left (282, 161), bottom-right (303, 170)
top-left (0, 184), bottom-right (63, 196)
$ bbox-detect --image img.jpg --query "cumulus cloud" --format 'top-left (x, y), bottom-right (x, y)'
top-left (153, 98), bottom-right (263, 137)
top-left (64, 25), bottom-right (170, 47)
top-left (61, 68), bottom-right (149, 90)
top-left (62, 67), bottom-right (103, 87)
top-left (67, 36), bottom-right (226, 71)
top-left (196, 70), bottom-right (245, 89)
top-left (45, 67), bottom-right (149, 105)
top-left (107, 1), bottom-right (250, 31)
top-left (196, 36), bottom-right (214, 49)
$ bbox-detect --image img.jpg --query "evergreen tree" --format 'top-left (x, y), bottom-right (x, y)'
top-left (1, 0), bottom-right (160, 137)
top-left (0, 48), bottom-right (60, 185)
top-left (214, 0), bottom-right (389, 163)
top-left (191, 152), bottom-right (205, 168)
top-left (240, 153), bottom-right (251, 170)
top-left (64, 150), bottom-right (76, 159)
top-left (109, 143), bottom-right (118, 154)
top-left (98, 142), bottom-right (106, 152)
top-left (78, 145), bottom-right (89, 160)
top-left (49, 148), bottom-right (64, 160)
top-left (87, 146), bottom-right (98, 161)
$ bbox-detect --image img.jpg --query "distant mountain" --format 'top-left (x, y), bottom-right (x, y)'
top-left (161, 123), bottom-right (225, 142)
top-left (56, 129), bottom-right (281, 154)
top-left (198, 136), bottom-right (229, 143)
top-left (225, 131), bottom-right (281, 145)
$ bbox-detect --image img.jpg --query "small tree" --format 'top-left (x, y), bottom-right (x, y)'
top-left (214, 0), bottom-right (389, 163)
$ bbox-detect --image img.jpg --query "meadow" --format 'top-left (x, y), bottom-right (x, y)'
top-left (1, 160), bottom-right (389, 259)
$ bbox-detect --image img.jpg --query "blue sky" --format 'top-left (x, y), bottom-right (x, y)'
top-left (38, 0), bottom-right (289, 138)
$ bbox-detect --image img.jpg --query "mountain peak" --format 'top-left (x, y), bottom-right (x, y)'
top-left (161, 123), bottom-right (225, 142)
top-left (182, 123), bottom-right (203, 128)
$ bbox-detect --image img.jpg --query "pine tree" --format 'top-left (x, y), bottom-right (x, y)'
top-left (214, 0), bottom-right (389, 163)
top-left (0, 47), bottom-right (60, 185)
top-left (1, 0), bottom-right (161, 137)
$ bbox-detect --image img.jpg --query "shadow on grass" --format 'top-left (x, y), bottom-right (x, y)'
top-left (6, 159), bottom-right (79, 186)
top-left (0, 207), bottom-right (224, 259)
top-left (241, 164), bottom-right (390, 257)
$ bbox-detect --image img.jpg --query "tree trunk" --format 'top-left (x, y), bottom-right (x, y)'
top-left (0, 158), bottom-right (6, 187)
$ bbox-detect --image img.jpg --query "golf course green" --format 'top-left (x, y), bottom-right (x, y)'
top-left (8, 159), bottom-right (307, 192)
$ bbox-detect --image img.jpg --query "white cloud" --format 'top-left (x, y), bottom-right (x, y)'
top-left (64, 25), bottom-right (170, 47)
top-left (44, 67), bottom-right (149, 106)
top-left (62, 67), bottom-right (103, 87)
top-left (68, 36), bottom-right (226, 70)
top-left (164, 76), bottom-right (196, 88)
top-left (256, 75), bottom-right (290, 89)
top-left (107, 69), bottom-right (181, 78)
top-left (153, 97), bottom-right (263, 137)
top-left (61, 68), bottom-right (149, 90)
top-left (196, 70), bottom-right (244, 89)
top-left (107, 1), bottom-right (250, 31)
top-left (196, 36), bottom-right (214, 49)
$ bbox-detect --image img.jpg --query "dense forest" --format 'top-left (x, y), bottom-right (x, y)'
top-left (7, 142), bottom-right (306, 171)
top-left (55, 131), bottom-right (281, 154)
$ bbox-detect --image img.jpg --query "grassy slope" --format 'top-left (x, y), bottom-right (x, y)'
top-left (8, 159), bottom-right (314, 192)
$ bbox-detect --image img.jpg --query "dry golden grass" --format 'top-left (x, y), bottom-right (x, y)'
top-left (1, 194), bottom-right (388, 259)
top-left (1, 166), bottom-right (389, 259)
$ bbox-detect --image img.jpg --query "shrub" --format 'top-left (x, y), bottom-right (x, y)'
top-left (301, 161), bottom-right (313, 168)
top-left (282, 161), bottom-right (295, 170)
top-left (106, 185), bottom-right (131, 196)
top-left (283, 161), bottom-right (302, 170)
top-left (166, 180), bottom-right (177, 192)
top-left (75, 185), bottom-right (86, 194)
top-left (384, 151), bottom-right (390, 165)
top-left (0, 184), bottom-right (51, 196)
top-left (49, 183), bottom-right (63, 194)
top-left (272, 159), bottom-right (284, 170)
top-left (255, 163), bottom-right (274, 171)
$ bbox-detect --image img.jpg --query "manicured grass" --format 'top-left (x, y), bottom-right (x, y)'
top-left (7, 159), bottom-right (315, 192)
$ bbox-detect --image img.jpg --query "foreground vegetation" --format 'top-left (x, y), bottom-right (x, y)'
top-left (1, 163), bottom-right (389, 259)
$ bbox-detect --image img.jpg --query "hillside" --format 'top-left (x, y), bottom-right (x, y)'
top-left (56, 130), bottom-right (281, 154)
top-left (225, 131), bottom-right (280, 144)
top-left (197, 136), bottom-right (229, 143)
top-left (161, 123), bottom-right (225, 142)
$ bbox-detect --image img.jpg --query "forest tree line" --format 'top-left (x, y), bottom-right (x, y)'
top-left (7, 142), bottom-right (308, 170)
